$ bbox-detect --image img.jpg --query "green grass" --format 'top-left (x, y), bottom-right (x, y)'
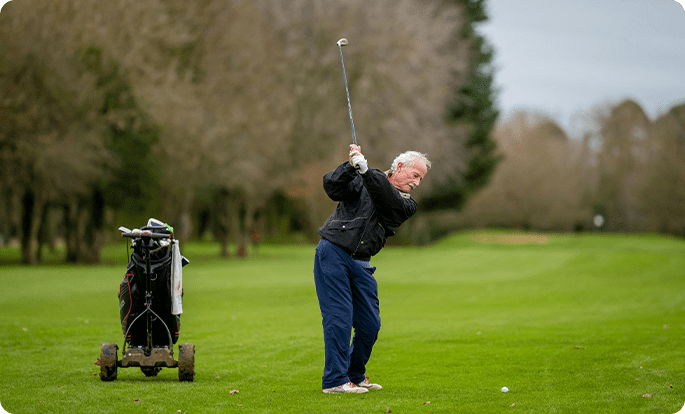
top-left (1, 231), bottom-right (685, 413)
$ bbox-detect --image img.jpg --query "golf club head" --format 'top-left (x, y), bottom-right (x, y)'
top-left (337, 38), bottom-right (348, 47)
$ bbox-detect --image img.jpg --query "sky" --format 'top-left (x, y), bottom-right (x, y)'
top-left (478, 0), bottom-right (685, 134)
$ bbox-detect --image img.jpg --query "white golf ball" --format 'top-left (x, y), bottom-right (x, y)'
top-left (501, 387), bottom-right (509, 393)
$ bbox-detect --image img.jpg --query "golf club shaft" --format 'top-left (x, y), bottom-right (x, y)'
top-left (338, 43), bottom-right (357, 146)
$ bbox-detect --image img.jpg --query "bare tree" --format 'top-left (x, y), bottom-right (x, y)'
top-left (638, 104), bottom-right (685, 235)
top-left (456, 111), bottom-right (590, 231)
top-left (264, 0), bottom-right (470, 229)
top-left (0, 0), bottom-right (518, 262)
top-left (595, 100), bottom-right (652, 231)
top-left (0, 0), bottom-right (118, 263)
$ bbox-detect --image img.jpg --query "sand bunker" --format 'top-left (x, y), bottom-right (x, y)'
top-left (471, 233), bottom-right (550, 244)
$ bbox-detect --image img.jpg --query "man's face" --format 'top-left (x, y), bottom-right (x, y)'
top-left (388, 161), bottom-right (427, 192)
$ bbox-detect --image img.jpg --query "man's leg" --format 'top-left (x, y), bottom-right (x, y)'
top-left (347, 262), bottom-right (381, 385)
top-left (313, 239), bottom-right (355, 389)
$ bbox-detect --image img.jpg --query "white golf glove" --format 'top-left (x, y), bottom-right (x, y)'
top-left (349, 144), bottom-right (368, 173)
top-left (351, 154), bottom-right (368, 173)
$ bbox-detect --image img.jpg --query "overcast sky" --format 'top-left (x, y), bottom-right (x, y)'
top-left (478, 0), bottom-right (685, 133)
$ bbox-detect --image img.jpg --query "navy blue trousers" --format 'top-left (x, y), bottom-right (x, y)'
top-left (313, 238), bottom-right (381, 389)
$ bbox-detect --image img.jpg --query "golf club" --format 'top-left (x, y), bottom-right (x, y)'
top-left (337, 37), bottom-right (356, 146)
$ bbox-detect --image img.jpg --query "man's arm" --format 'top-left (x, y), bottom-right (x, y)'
top-left (322, 162), bottom-right (363, 202)
top-left (362, 169), bottom-right (417, 228)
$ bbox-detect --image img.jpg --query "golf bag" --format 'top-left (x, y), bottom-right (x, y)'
top-left (118, 221), bottom-right (182, 347)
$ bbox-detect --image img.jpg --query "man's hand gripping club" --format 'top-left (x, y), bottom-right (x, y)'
top-left (349, 145), bottom-right (368, 174)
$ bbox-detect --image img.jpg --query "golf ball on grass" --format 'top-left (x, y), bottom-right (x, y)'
top-left (501, 387), bottom-right (509, 393)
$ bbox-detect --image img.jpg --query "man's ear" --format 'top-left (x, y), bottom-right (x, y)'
top-left (395, 162), bottom-right (404, 171)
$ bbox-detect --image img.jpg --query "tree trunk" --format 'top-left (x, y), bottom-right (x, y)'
top-left (20, 190), bottom-right (35, 264)
top-left (20, 188), bottom-right (47, 265)
top-left (0, 187), bottom-right (9, 247)
top-left (35, 202), bottom-right (51, 263)
top-left (232, 200), bottom-right (244, 258)
top-left (178, 190), bottom-right (195, 241)
top-left (219, 203), bottom-right (230, 258)
top-left (80, 189), bottom-right (105, 264)
top-left (64, 199), bottom-right (79, 263)
top-left (241, 202), bottom-right (255, 258)
top-left (215, 189), bottom-right (236, 258)
top-left (219, 195), bottom-right (230, 258)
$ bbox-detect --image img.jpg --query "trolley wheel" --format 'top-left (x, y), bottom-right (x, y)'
top-left (141, 367), bottom-right (162, 377)
top-left (178, 343), bottom-right (195, 382)
top-left (99, 343), bottom-right (118, 381)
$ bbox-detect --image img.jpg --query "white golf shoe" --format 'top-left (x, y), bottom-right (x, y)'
top-left (322, 382), bottom-right (369, 394)
top-left (356, 376), bottom-right (383, 390)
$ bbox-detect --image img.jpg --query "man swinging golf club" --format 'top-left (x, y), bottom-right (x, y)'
top-left (314, 144), bottom-right (430, 393)
top-left (314, 37), bottom-right (431, 393)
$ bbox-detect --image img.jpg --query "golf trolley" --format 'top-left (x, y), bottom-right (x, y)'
top-left (99, 220), bottom-right (195, 382)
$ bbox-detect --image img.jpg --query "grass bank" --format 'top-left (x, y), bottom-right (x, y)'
top-left (1, 231), bottom-right (684, 413)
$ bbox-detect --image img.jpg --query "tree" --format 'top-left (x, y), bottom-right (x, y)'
top-left (181, 0), bottom-right (478, 249)
top-left (0, 0), bottom-right (164, 263)
top-left (456, 111), bottom-right (590, 231)
top-left (421, 0), bottom-right (500, 211)
top-left (71, 0), bottom-right (207, 241)
top-left (638, 103), bottom-right (685, 235)
top-left (0, 0), bottom-right (514, 261)
top-left (0, 0), bottom-right (115, 263)
top-left (595, 100), bottom-right (651, 231)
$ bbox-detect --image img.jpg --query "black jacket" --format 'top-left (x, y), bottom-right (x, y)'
top-left (317, 162), bottom-right (417, 260)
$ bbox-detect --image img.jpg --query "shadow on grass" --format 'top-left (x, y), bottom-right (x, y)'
top-left (111, 378), bottom-right (186, 383)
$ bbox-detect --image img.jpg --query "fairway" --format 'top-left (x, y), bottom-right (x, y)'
top-left (1, 231), bottom-right (685, 413)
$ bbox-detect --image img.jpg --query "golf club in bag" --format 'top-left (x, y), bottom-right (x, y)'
top-left (99, 218), bottom-right (194, 381)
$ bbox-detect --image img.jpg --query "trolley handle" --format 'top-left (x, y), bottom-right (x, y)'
top-left (121, 230), bottom-right (172, 240)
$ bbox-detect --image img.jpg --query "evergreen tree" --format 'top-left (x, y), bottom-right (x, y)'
top-left (422, 0), bottom-right (500, 211)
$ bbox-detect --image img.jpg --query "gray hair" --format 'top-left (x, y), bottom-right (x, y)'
top-left (388, 151), bottom-right (431, 175)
